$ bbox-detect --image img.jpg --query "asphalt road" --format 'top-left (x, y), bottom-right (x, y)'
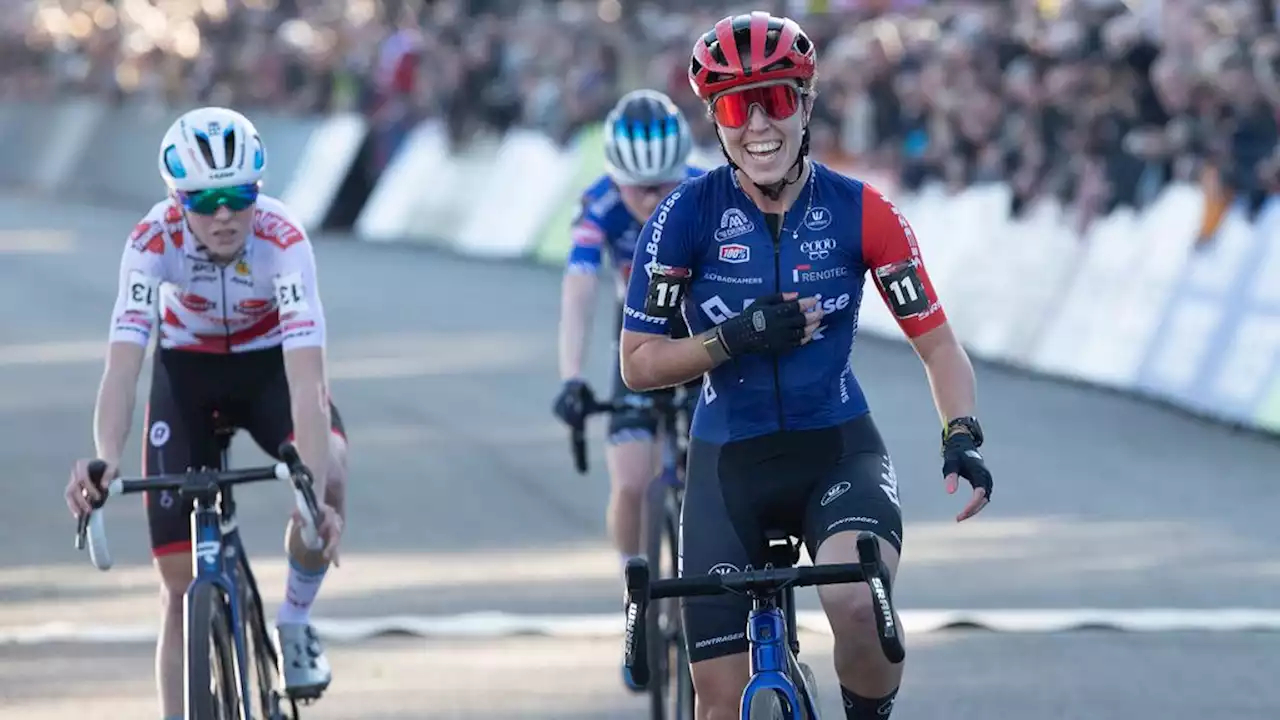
top-left (0, 193), bottom-right (1277, 718)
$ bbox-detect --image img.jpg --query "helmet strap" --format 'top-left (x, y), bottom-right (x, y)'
top-left (717, 124), bottom-right (811, 203)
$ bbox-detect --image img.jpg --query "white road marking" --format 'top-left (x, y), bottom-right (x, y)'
top-left (4, 608), bottom-right (1280, 646)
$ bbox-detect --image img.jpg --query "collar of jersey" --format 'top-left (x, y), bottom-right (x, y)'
top-left (728, 161), bottom-right (818, 220)
top-left (183, 233), bottom-right (251, 263)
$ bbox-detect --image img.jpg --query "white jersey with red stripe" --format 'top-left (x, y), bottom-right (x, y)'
top-left (108, 195), bottom-right (326, 354)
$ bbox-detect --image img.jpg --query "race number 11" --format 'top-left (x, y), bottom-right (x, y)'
top-left (654, 281), bottom-right (681, 308)
top-left (875, 260), bottom-right (930, 318)
top-left (643, 265), bottom-right (690, 318)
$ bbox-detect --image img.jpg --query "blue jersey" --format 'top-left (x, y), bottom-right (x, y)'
top-left (622, 163), bottom-right (947, 444)
top-left (565, 168), bottom-right (705, 299)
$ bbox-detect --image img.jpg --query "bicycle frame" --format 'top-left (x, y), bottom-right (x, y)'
top-left (186, 480), bottom-right (258, 719)
top-left (185, 440), bottom-right (269, 720)
top-left (741, 596), bottom-right (819, 720)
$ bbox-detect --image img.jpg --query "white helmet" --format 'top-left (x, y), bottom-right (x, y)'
top-left (603, 89), bottom-right (693, 186)
top-left (158, 107), bottom-right (266, 192)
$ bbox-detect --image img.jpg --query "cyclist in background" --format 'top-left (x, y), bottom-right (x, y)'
top-left (620, 12), bottom-right (995, 720)
top-left (551, 89), bottom-right (703, 690)
top-left (62, 107), bottom-right (346, 720)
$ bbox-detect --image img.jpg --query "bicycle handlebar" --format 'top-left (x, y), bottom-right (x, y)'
top-left (622, 531), bottom-right (904, 689)
top-left (568, 390), bottom-right (684, 474)
top-left (74, 442), bottom-right (322, 571)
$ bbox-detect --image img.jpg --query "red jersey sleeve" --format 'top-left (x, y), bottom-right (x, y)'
top-left (860, 183), bottom-right (947, 338)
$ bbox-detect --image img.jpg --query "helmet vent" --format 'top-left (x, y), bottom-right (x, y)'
top-left (193, 134), bottom-right (217, 170)
top-left (222, 129), bottom-right (236, 170)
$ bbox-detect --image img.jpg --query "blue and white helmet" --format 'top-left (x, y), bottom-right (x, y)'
top-left (603, 89), bottom-right (693, 186)
top-left (158, 106), bottom-right (266, 192)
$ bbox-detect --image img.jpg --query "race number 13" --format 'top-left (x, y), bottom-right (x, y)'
top-left (274, 272), bottom-right (309, 313)
top-left (876, 260), bottom-right (930, 318)
top-left (125, 270), bottom-right (159, 315)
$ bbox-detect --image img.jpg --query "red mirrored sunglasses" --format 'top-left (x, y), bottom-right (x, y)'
top-left (711, 84), bottom-right (803, 129)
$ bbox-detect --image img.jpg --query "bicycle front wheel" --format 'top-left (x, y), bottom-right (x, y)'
top-left (235, 556), bottom-right (287, 719)
top-left (186, 582), bottom-right (242, 720)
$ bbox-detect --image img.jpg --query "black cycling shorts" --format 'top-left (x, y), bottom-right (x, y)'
top-left (143, 346), bottom-right (346, 557)
top-left (679, 414), bottom-right (903, 663)
top-left (607, 307), bottom-right (698, 445)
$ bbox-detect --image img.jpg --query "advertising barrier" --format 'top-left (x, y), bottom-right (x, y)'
top-left (1, 99), bottom-right (1276, 437)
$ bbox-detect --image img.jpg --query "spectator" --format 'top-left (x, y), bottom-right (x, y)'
top-left (2, 0), bottom-right (1274, 236)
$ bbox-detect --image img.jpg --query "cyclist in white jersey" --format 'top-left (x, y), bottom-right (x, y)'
top-left (62, 106), bottom-right (346, 719)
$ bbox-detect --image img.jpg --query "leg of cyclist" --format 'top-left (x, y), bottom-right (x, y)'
top-left (803, 417), bottom-right (906, 720)
top-left (604, 351), bottom-right (664, 570)
top-left (242, 361), bottom-right (348, 697)
top-left (143, 353), bottom-right (221, 720)
top-left (682, 430), bottom-right (817, 720)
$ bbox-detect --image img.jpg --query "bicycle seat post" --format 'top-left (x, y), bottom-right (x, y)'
top-left (764, 530), bottom-right (803, 657)
top-left (211, 415), bottom-right (237, 521)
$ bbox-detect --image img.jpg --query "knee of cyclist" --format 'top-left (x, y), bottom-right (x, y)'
top-left (691, 665), bottom-right (746, 717)
top-left (819, 582), bottom-right (880, 642)
top-left (157, 556), bottom-right (191, 611)
top-left (612, 469), bottom-right (649, 500)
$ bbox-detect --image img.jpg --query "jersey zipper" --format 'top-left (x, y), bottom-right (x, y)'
top-left (218, 265), bottom-right (231, 353)
top-left (770, 220), bottom-right (786, 431)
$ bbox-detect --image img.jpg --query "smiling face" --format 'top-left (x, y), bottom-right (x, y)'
top-left (711, 79), bottom-right (812, 186)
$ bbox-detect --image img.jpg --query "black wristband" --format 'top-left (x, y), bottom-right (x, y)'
top-left (942, 416), bottom-right (984, 448)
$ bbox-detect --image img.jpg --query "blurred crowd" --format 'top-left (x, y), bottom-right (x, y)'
top-left (4, 0), bottom-right (1279, 232)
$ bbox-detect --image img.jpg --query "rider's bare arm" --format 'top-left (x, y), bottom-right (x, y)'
top-left (862, 184), bottom-right (977, 425)
top-left (98, 218), bottom-right (167, 464)
top-left (619, 329), bottom-right (715, 392)
top-left (558, 220), bottom-right (606, 380)
top-left (558, 273), bottom-right (598, 380)
top-left (283, 346), bottom-right (331, 497)
top-left (94, 343), bottom-right (147, 466)
top-left (272, 230), bottom-right (331, 497)
top-left (909, 324), bottom-right (977, 426)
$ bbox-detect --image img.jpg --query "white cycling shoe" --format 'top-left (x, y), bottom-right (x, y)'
top-left (275, 622), bottom-right (332, 701)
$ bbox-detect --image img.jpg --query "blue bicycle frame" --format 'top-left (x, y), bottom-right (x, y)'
top-left (188, 490), bottom-right (257, 719)
top-left (741, 600), bottom-right (819, 720)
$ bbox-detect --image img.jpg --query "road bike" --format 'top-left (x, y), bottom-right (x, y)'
top-left (569, 383), bottom-right (695, 719)
top-left (75, 421), bottom-right (325, 720)
top-left (623, 530), bottom-right (905, 720)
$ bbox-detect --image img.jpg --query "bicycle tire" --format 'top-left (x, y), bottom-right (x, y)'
top-left (795, 662), bottom-right (819, 720)
top-left (747, 690), bottom-right (787, 720)
top-left (187, 581), bottom-right (241, 720)
top-left (644, 476), bottom-right (673, 718)
top-left (235, 556), bottom-right (289, 719)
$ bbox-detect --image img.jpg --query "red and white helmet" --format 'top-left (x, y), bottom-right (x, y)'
top-left (688, 12), bottom-right (817, 102)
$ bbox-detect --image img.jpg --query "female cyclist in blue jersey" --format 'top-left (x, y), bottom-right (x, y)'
top-left (619, 12), bottom-right (995, 720)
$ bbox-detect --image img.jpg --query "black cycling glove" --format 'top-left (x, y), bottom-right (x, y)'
top-left (715, 294), bottom-right (807, 358)
top-left (942, 432), bottom-right (993, 502)
top-left (553, 378), bottom-right (593, 426)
